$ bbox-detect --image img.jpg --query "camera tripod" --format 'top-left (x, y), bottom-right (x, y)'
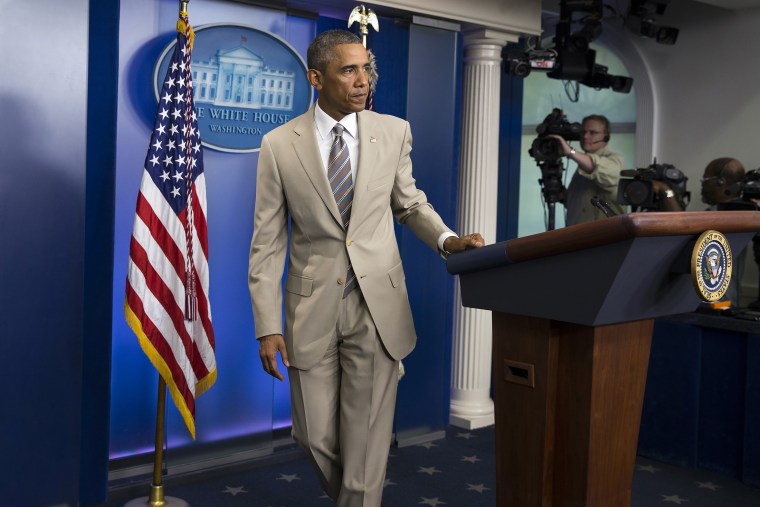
top-left (537, 159), bottom-right (566, 231)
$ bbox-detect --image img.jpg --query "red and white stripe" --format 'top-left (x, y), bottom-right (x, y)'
top-left (125, 168), bottom-right (216, 439)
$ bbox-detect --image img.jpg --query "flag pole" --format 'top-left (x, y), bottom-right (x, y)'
top-left (124, 2), bottom-right (194, 501)
top-left (150, 376), bottom-right (169, 504)
top-left (346, 10), bottom-right (401, 380)
top-left (124, 377), bottom-right (189, 507)
top-left (124, 0), bottom-right (215, 502)
top-left (348, 5), bottom-right (379, 112)
top-left (347, 7), bottom-right (405, 379)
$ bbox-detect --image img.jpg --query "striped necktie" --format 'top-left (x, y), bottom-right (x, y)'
top-left (328, 124), bottom-right (357, 297)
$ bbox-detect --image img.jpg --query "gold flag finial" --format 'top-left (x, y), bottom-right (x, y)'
top-left (177, 1), bottom-right (194, 49)
top-left (348, 5), bottom-right (379, 48)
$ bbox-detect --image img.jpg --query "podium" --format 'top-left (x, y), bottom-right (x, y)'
top-left (447, 211), bottom-right (760, 507)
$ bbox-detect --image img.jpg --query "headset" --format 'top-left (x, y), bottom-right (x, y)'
top-left (589, 134), bottom-right (610, 145)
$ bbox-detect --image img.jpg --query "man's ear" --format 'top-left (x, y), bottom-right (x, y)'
top-left (307, 69), bottom-right (322, 90)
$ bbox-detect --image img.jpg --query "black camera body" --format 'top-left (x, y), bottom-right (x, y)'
top-left (742, 169), bottom-right (760, 201)
top-left (505, 48), bottom-right (558, 77)
top-left (617, 162), bottom-right (689, 210)
top-left (529, 109), bottom-right (582, 162)
top-left (717, 168), bottom-right (760, 211)
top-left (503, 1), bottom-right (636, 93)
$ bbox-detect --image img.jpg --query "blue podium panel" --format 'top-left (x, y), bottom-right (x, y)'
top-left (640, 315), bottom-right (760, 486)
top-left (638, 320), bottom-right (702, 467)
top-left (743, 334), bottom-right (760, 487)
top-left (697, 328), bottom-right (747, 477)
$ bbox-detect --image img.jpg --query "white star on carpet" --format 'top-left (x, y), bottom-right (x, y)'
top-left (417, 441), bottom-right (438, 450)
top-left (418, 466), bottom-right (442, 475)
top-left (661, 493), bottom-right (688, 504)
top-left (467, 483), bottom-right (490, 493)
top-left (461, 455), bottom-right (480, 463)
top-left (384, 478), bottom-right (397, 487)
top-left (276, 473), bottom-right (301, 482)
top-left (696, 481), bottom-right (722, 491)
top-left (221, 485), bottom-right (247, 496)
top-left (419, 497), bottom-right (446, 505)
top-left (637, 464), bottom-right (661, 473)
top-left (456, 432), bottom-right (475, 439)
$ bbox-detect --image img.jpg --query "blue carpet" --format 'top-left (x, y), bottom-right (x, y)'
top-left (102, 425), bottom-right (760, 506)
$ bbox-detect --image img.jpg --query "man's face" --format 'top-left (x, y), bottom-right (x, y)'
top-left (581, 119), bottom-right (607, 153)
top-left (701, 168), bottom-right (725, 205)
top-left (309, 43), bottom-right (370, 121)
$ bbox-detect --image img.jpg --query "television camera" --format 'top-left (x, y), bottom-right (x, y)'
top-left (717, 169), bottom-right (760, 211)
top-left (740, 169), bottom-right (760, 202)
top-left (504, 0), bottom-right (634, 93)
top-left (528, 109), bottom-right (582, 230)
top-left (529, 108), bottom-right (582, 162)
top-left (617, 161), bottom-right (690, 211)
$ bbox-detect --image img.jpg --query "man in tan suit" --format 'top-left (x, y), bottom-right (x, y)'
top-left (249, 29), bottom-right (483, 507)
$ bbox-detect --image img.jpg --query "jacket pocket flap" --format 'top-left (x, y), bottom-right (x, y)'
top-left (388, 262), bottom-right (405, 288)
top-left (285, 273), bottom-right (313, 296)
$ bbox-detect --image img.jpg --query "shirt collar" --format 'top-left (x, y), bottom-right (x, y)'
top-left (314, 102), bottom-right (358, 141)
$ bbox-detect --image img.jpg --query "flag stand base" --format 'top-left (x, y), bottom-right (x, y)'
top-left (124, 485), bottom-right (189, 507)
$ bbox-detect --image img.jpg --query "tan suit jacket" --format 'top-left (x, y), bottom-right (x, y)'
top-left (249, 106), bottom-right (452, 370)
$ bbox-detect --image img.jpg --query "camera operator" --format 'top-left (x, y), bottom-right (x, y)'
top-left (701, 157), bottom-right (746, 209)
top-left (549, 114), bottom-right (625, 225)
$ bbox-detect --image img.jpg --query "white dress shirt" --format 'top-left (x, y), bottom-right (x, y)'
top-left (314, 103), bottom-right (359, 182)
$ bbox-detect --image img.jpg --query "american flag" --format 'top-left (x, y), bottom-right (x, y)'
top-left (125, 15), bottom-right (216, 440)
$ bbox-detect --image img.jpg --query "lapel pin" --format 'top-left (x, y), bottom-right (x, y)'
top-left (370, 137), bottom-right (377, 143)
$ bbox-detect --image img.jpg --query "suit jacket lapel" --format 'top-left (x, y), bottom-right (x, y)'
top-left (292, 106), bottom-right (343, 227)
top-left (351, 110), bottom-right (377, 230)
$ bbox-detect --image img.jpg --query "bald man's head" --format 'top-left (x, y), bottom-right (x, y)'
top-left (701, 157), bottom-right (745, 205)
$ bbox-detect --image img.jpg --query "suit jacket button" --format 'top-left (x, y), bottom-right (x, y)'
top-left (346, 239), bottom-right (353, 246)
top-left (337, 277), bottom-right (345, 285)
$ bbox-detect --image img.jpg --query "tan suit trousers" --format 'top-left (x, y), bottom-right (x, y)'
top-left (288, 288), bottom-right (399, 507)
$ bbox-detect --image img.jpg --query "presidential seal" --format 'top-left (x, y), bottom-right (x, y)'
top-left (691, 230), bottom-right (732, 302)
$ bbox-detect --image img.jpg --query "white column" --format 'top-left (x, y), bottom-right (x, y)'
top-left (450, 29), bottom-right (516, 430)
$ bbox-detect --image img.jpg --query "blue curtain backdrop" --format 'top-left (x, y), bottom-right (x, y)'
top-left (1, 1), bottom-right (89, 505)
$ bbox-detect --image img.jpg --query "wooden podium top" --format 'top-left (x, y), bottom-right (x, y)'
top-left (449, 211), bottom-right (760, 325)
top-left (448, 211), bottom-right (760, 274)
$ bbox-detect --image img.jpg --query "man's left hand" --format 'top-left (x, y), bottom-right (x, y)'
top-left (444, 233), bottom-right (485, 254)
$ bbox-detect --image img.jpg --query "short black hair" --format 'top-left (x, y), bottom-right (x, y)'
top-left (307, 29), bottom-right (362, 72)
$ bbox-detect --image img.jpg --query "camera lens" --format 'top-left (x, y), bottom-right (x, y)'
top-left (623, 180), bottom-right (650, 207)
top-left (530, 137), bottom-right (562, 161)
